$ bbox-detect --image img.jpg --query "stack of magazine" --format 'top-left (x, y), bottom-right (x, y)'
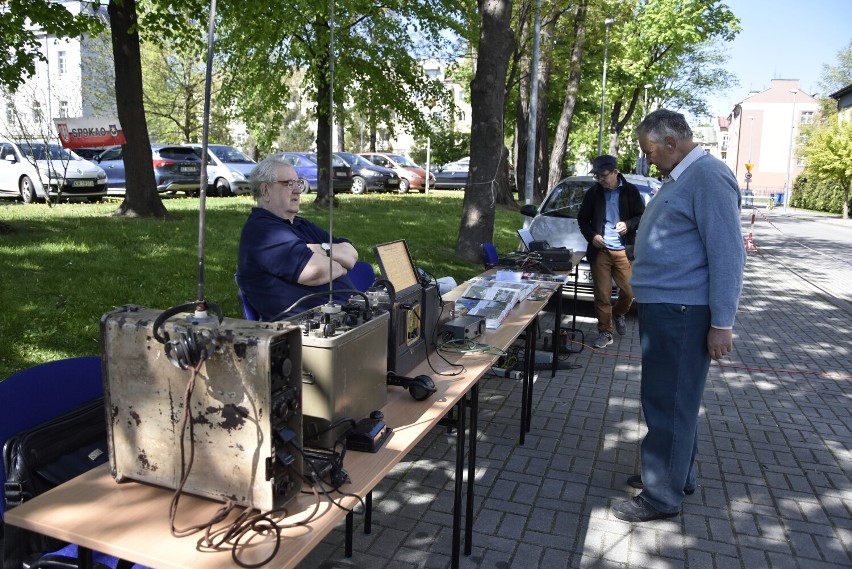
top-left (455, 278), bottom-right (538, 329)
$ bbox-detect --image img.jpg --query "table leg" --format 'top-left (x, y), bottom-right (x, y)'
top-left (77, 546), bottom-right (94, 569)
top-left (526, 320), bottom-right (537, 434)
top-left (345, 511), bottom-right (353, 557)
top-left (465, 383), bottom-right (478, 555)
top-left (519, 323), bottom-right (530, 445)
top-left (365, 491), bottom-right (372, 534)
top-left (451, 396), bottom-right (467, 569)
top-left (552, 283), bottom-right (562, 377)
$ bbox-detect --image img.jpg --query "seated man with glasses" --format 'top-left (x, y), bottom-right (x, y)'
top-left (577, 154), bottom-right (646, 348)
top-left (237, 155), bottom-right (358, 319)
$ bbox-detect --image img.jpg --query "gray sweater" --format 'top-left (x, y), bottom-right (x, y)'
top-left (630, 153), bottom-right (746, 328)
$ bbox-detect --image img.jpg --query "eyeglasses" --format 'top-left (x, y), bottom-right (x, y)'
top-left (271, 179), bottom-right (300, 190)
top-left (593, 171), bottom-right (613, 180)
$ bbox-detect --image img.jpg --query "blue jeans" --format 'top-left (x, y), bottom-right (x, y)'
top-left (637, 303), bottom-right (711, 513)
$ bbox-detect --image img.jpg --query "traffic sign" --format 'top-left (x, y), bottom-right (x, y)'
top-left (745, 172), bottom-right (753, 181)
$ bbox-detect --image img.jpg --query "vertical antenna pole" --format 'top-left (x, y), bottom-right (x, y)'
top-left (327, 0), bottom-right (335, 300)
top-left (196, 0), bottom-right (217, 313)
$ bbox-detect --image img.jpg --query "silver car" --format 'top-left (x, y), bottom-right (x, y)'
top-left (0, 139), bottom-right (108, 203)
top-left (184, 143), bottom-right (255, 197)
top-left (519, 174), bottom-right (660, 301)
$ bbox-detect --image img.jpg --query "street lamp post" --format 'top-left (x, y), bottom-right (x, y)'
top-left (636, 82), bottom-right (652, 175)
top-left (783, 89), bottom-right (798, 213)
top-left (597, 18), bottom-right (615, 156)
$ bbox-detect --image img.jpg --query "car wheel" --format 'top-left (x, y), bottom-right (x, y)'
top-left (351, 176), bottom-right (366, 194)
top-left (398, 179), bottom-right (410, 194)
top-left (19, 176), bottom-right (36, 204)
top-left (215, 178), bottom-right (232, 197)
top-left (298, 178), bottom-right (311, 194)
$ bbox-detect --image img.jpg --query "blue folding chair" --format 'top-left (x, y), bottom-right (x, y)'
top-left (237, 287), bottom-right (261, 321)
top-left (1, 357), bottom-right (145, 568)
top-left (348, 260), bottom-right (376, 292)
top-left (482, 243), bottom-right (500, 269)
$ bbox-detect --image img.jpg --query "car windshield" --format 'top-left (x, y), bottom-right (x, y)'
top-left (19, 143), bottom-right (77, 162)
top-left (389, 154), bottom-right (418, 167)
top-left (306, 153), bottom-right (346, 167)
top-left (539, 180), bottom-right (591, 218)
top-left (210, 146), bottom-right (253, 164)
top-left (336, 152), bottom-right (370, 167)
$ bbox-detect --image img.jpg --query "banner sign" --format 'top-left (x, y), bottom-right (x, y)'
top-left (54, 117), bottom-right (126, 149)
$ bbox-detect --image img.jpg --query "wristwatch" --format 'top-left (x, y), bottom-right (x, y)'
top-left (321, 242), bottom-right (331, 257)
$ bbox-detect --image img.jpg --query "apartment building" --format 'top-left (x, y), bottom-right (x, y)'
top-left (724, 79), bottom-right (820, 196)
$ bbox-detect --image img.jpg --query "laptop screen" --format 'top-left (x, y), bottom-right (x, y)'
top-left (517, 228), bottom-right (536, 250)
top-left (372, 239), bottom-right (420, 298)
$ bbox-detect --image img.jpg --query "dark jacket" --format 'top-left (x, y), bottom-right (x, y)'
top-left (577, 173), bottom-right (645, 262)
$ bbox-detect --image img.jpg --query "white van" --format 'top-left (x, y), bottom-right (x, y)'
top-left (184, 144), bottom-right (255, 197)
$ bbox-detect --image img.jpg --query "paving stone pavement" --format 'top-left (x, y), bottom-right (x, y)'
top-left (297, 211), bottom-right (851, 569)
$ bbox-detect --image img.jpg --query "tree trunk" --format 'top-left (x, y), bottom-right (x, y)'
top-left (547, 1), bottom-right (587, 190)
top-left (108, 0), bottom-right (169, 219)
top-left (312, 38), bottom-right (332, 208)
top-left (455, 0), bottom-right (515, 264)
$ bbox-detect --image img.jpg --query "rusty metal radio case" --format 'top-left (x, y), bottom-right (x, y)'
top-left (101, 305), bottom-right (303, 511)
top-left (286, 306), bottom-right (389, 449)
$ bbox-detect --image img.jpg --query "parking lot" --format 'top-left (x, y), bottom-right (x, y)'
top-left (296, 208), bottom-right (852, 569)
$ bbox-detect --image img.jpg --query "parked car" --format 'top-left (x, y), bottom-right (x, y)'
top-left (276, 152), bottom-right (319, 193)
top-left (358, 152), bottom-right (435, 193)
top-left (184, 143), bottom-right (254, 197)
top-left (303, 153), bottom-right (355, 193)
top-left (430, 156), bottom-right (469, 190)
top-left (333, 152), bottom-right (400, 194)
top-left (0, 139), bottom-right (108, 203)
top-left (71, 147), bottom-right (107, 161)
top-left (93, 144), bottom-right (203, 196)
top-left (519, 174), bottom-right (661, 301)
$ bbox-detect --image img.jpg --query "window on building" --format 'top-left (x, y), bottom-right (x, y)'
top-left (800, 111), bottom-right (814, 124)
top-left (59, 100), bottom-right (69, 118)
top-left (5, 102), bottom-right (14, 124)
top-left (57, 51), bottom-right (67, 75)
top-left (796, 156), bottom-right (806, 167)
top-left (32, 101), bottom-right (42, 122)
top-left (425, 68), bottom-right (439, 79)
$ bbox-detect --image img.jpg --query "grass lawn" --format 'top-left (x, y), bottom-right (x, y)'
top-left (0, 190), bottom-right (525, 379)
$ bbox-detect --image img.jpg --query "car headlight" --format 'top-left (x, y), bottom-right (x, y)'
top-left (97, 170), bottom-right (107, 181)
top-left (40, 167), bottom-right (61, 179)
top-left (229, 169), bottom-right (246, 181)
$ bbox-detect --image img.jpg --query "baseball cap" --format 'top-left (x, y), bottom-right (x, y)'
top-left (590, 155), bottom-right (618, 175)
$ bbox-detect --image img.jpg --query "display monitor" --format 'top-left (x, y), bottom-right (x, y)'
top-left (372, 239), bottom-right (421, 299)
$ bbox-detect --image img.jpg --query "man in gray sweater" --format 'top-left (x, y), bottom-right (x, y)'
top-left (612, 109), bottom-right (746, 522)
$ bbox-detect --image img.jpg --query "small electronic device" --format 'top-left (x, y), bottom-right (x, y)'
top-left (443, 314), bottom-right (486, 340)
top-left (345, 411), bottom-right (392, 453)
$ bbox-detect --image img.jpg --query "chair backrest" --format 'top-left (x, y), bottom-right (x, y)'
top-left (0, 356), bottom-right (103, 520)
top-left (237, 287), bottom-right (260, 321)
top-left (348, 260), bottom-right (376, 292)
top-left (482, 243), bottom-right (499, 268)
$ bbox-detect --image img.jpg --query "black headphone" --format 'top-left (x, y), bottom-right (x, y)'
top-left (386, 372), bottom-right (437, 401)
top-left (152, 302), bottom-right (224, 370)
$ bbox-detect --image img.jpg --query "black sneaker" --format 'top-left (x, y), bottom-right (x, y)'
top-left (613, 496), bottom-right (679, 522)
top-left (614, 314), bottom-right (626, 335)
top-left (592, 331), bottom-right (613, 349)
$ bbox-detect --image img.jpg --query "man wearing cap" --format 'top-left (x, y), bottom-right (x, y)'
top-left (577, 155), bottom-right (646, 349)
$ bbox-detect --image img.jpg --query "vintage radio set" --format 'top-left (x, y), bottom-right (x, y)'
top-left (101, 304), bottom-right (303, 511)
top-left (371, 240), bottom-right (441, 376)
top-left (284, 301), bottom-right (390, 449)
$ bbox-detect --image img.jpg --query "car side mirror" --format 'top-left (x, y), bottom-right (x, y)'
top-left (4, 154), bottom-right (17, 164)
top-left (519, 204), bottom-right (538, 217)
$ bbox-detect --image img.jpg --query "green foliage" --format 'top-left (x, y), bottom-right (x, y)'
top-left (791, 173), bottom-right (846, 214)
top-left (410, 124), bottom-right (470, 166)
top-left (819, 39), bottom-right (852, 94)
top-left (795, 119), bottom-right (852, 216)
top-left (0, 191), bottom-right (524, 378)
top-left (0, 0), bottom-right (104, 92)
